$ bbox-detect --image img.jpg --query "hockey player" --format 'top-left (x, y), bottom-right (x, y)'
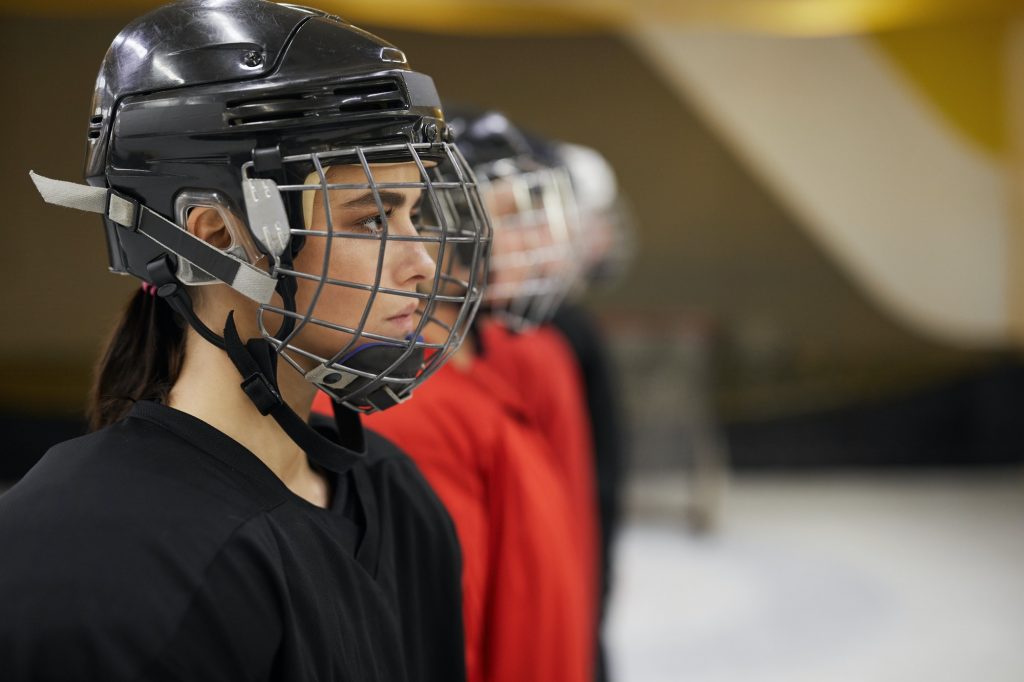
top-left (0, 2), bottom-right (489, 680)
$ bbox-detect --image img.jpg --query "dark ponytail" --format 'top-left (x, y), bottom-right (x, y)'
top-left (87, 289), bottom-right (188, 430)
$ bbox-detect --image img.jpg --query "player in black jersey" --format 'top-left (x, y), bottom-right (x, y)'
top-left (0, 1), bottom-right (489, 680)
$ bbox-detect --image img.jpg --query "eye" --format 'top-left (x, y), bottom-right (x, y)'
top-left (354, 209), bottom-right (391, 234)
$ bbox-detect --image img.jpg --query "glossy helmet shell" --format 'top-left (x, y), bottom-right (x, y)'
top-left (85, 0), bottom-right (449, 279)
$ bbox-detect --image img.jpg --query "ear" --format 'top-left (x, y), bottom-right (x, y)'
top-left (186, 206), bottom-right (232, 250)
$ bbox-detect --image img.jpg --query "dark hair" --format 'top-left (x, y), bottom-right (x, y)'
top-left (88, 289), bottom-right (188, 430)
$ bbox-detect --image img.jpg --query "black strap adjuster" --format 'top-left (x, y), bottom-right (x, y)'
top-left (105, 188), bottom-right (141, 230)
top-left (241, 372), bottom-right (283, 415)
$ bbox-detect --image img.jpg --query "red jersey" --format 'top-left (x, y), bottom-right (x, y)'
top-left (313, 358), bottom-right (594, 682)
top-left (480, 321), bottom-right (600, 638)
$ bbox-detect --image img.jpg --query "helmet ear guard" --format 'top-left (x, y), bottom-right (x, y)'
top-left (244, 144), bottom-right (297, 263)
top-left (173, 189), bottom-right (268, 285)
top-left (174, 174), bottom-right (300, 345)
top-left (241, 178), bottom-right (293, 262)
top-left (147, 177), bottom-right (294, 291)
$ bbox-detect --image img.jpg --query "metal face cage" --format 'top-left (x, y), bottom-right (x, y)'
top-left (240, 141), bottom-right (490, 412)
top-left (477, 162), bottom-right (582, 331)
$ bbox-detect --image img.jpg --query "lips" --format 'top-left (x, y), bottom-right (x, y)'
top-left (385, 302), bottom-right (419, 333)
top-left (387, 302), bottom-right (418, 321)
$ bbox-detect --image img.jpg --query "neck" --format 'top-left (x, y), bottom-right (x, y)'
top-left (168, 326), bottom-right (329, 507)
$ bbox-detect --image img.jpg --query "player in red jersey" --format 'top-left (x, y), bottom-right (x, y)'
top-left (471, 127), bottom-right (603, 681)
top-left (478, 320), bottom-right (599, 591)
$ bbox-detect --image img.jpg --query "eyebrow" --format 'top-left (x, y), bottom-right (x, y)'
top-left (341, 190), bottom-right (408, 210)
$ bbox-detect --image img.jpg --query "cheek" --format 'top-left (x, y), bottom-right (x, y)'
top-left (495, 229), bottom-right (522, 256)
top-left (523, 223), bottom-right (552, 248)
top-left (295, 237), bottom-right (384, 283)
top-left (291, 237), bottom-right (391, 313)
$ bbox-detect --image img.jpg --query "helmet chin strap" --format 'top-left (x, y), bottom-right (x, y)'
top-left (222, 312), bottom-right (365, 469)
top-left (147, 255), bottom-right (226, 349)
top-left (317, 339), bottom-right (425, 412)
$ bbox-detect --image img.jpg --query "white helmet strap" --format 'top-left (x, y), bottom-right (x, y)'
top-left (29, 171), bottom-right (277, 305)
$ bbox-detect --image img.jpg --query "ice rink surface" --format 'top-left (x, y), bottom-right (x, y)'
top-left (606, 469), bottom-right (1024, 682)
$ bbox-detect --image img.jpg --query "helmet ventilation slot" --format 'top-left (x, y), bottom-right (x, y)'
top-left (87, 115), bottom-right (104, 140)
top-left (224, 78), bottom-right (406, 127)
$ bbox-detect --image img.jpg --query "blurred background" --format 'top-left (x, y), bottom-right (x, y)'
top-left (2, 1), bottom-right (1023, 680)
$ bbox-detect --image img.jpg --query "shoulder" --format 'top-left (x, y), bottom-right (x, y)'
top-left (531, 324), bottom-right (578, 363)
top-left (0, 416), bottom-right (283, 636)
top-left (2, 414), bottom-right (272, 528)
top-left (0, 486), bottom-right (284, 681)
top-left (521, 327), bottom-right (585, 400)
top-left (481, 320), bottom-right (576, 378)
top-left (0, 410), bottom-right (282, 565)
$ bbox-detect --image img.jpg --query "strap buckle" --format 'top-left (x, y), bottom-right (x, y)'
top-left (105, 188), bottom-right (141, 230)
top-left (241, 372), bottom-right (283, 415)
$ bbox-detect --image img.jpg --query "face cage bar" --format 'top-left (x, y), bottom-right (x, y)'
top-left (531, 166), bottom-right (586, 324)
top-left (477, 165), bottom-right (581, 332)
top-left (241, 141), bottom-right (490, 411)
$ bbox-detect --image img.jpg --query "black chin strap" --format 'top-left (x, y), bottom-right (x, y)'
top-left (148, 255), bottom-right (226, 349)
top-left (222, 312), bottom-right (365, 471)
top-left (272, 249), bottom-right (299, 341)
top-left (317, 342), bottom-right (424, 412)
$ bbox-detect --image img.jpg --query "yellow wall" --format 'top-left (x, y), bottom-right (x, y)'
top-left (873, 20), bottom-right (1008, 157)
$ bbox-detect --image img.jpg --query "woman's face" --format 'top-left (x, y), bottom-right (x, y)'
top-left (272, 161), bottom-right (436, 364)
top-left (483, 170), bottom-right (568, 304)
top-left (483, 179), bottom-right (531, 303)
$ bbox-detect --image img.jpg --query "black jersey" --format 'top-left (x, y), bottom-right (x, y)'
top-left (312, 409), bottom-right (467, 682)
top-left (0, 400), bottom-right (462, 682)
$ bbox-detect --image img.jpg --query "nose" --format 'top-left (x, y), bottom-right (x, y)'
top-left (388, 213), bottom-right (436, 287)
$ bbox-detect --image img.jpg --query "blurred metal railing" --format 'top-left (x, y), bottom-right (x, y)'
top-left (604, 311), bottom-right (729, 533)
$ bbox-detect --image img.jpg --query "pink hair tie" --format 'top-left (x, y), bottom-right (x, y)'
top-left (140, 282), bottom-right (159, 297)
